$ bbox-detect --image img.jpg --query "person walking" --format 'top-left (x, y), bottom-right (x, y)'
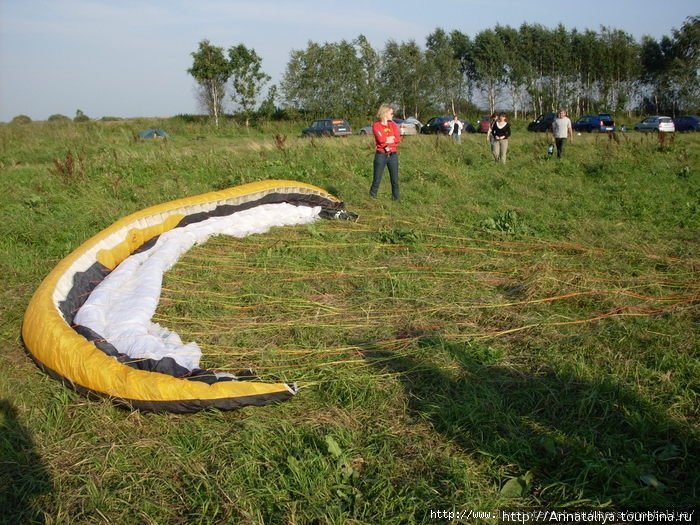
top-left (447, 115), bottom-right (464, 144)
top-left (491, 112), bottom-right (511, 164)
top-left (486, 113), bottom-right (497, 156)
top-left (551, 109), bottom-right (573, 158)
top-left (369, 104), bottom-right (402, 201)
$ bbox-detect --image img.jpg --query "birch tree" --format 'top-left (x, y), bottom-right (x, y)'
top-left (188, 40), bottom-right (230, 127)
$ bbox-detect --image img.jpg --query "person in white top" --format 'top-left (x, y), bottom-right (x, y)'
top-left (447, 115), bottom-right (464, 144)
top-left (551, 109), bottom-right (573, 158)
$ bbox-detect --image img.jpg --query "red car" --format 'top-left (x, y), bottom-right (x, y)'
top-left (477, 115), bottom-right (493, 133)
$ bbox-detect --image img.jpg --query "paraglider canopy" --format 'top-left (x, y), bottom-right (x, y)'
top-left (22, 180), bottom-right (357, 413)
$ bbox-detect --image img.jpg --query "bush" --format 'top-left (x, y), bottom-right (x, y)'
top-left (73, 109), bottom-right (90, 123)
top-left (48, 114), bottom-right (71, 122)
top-left (11, 114), bottom-right (32, 124)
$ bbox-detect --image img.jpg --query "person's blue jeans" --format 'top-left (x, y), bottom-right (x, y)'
top-left (370, 152), bottom-right (399, 200)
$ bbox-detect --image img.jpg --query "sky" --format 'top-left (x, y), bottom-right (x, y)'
top-left (0, 0), bottom-right (697, 122)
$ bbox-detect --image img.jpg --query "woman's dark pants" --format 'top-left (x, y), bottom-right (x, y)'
top-left (369, 152), bottom-right (399, 200)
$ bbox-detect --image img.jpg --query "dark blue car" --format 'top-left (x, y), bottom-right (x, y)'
top-left (572, 114), bottom-right (615, 133)
top-left (420, 116), bottom-right (475, 134)
top-left (302, 118), bottom-right (352, 137)
top-left (673, 115), bottom-right (700, 132)
top-left (527, 112), bottom-right (556, 132)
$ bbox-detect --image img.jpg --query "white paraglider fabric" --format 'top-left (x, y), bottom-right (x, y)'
top-left (74, 203), bottom-right (321, 371)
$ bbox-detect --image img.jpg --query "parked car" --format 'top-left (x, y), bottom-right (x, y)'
top-left (476, 115), bottom-right (494, 133)
top-left (633, 116), bottom-right (675, 133)
top-left (394, 118), bottom-right (419, 136)
top-left (403, 116), bottom-right (423, 133)
top-left (302, 118), bottom-right (352, 137)
top-left (572, 113), bottom-right (615, 133)
top-left (527, 112), bottom-right (556, 132)
top-left (420, 116), bottom-right (475, 134)
top-left (358, 118), bottom-right (419, 136)
top-left (673, 115), bottom-right (700, 132)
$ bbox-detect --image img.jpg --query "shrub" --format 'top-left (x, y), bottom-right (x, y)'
top-left (73, 109), bottom-right (90, 123)
top-left (11, 114), bottom-right (32, 124)
top-left (48, 114), bottom-right (71, 122)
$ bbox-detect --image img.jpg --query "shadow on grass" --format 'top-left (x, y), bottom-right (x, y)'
top-left (0, 399), bottom-right (53, 524)
top-left (362, 337), bottom-right (699, 508)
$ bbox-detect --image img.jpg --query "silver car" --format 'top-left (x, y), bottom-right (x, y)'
top-left (358, 118), bottom-right (419, 136)
top-left (634, 116), bottom-right (675, 133)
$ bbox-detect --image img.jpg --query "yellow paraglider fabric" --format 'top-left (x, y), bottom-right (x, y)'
top-left (22, 180), bottom-right (344, 413)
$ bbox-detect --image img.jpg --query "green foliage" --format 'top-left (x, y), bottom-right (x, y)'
top-left (189, 40), bottom-right (275, 128)
top-left (73, 109), bottom-right (90, 123)
top-left (188, 40), bottom-right (230, 126)
top-left (228, 44), bottom-right (271, 127)
top-left (376, 227), bottom-right (422, 244)
top-left (481, 209), bottom-right (526, 233)
top-left (275, 20), bottom-right (698, 119)
top-left (48, 114), bottom-right (70, 122)
top-left (11, 114), bottom-right (32, 124)
top-left (641, 16), bottom-right (700, 113)
top-left (380, 39), bottom-right (432, 118)
top-left (281, 37), bottom-right (375, 118)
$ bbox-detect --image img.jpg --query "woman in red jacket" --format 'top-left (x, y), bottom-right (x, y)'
top-left (369, 104), bottom-right (401, 200)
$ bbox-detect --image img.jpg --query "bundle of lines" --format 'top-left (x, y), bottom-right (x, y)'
top-left (154, 220), bottom-right (699, 386)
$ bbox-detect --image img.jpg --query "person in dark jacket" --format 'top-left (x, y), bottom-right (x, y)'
top-left (491, 112), bottom-right (511, 164)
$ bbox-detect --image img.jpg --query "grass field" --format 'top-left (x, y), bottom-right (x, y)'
top-left (1, 117), bottom-right (698, 524)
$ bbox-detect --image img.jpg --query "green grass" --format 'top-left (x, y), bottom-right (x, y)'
top-left (1, 119), bottom-right (698, 523)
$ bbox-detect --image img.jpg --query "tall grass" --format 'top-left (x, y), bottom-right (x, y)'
top-left (1, 119), bottom-right (698, 523)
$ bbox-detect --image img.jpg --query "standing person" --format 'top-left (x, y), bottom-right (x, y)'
top-left (491, 112), bottom-right (511, 164)
top-left (551, 109), bottom-right (573, 158)
top-left (486, 113), bottom-right (497, 155)
top-left (369, 104), bottom-right (402, 201)
top-left (447, 115), bottom-right (464, 144)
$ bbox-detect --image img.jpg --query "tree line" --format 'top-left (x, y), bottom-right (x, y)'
top-left (189, 16), bottom-right (699, 124)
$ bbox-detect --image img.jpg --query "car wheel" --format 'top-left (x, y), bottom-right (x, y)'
top-left (359, 130), bottom-right (367, 135)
